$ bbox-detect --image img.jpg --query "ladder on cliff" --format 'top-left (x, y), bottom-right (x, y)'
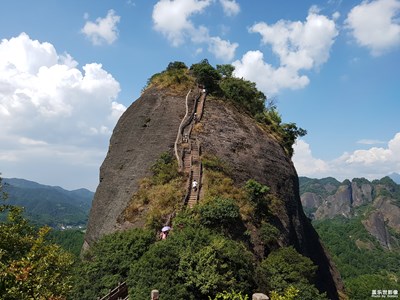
top-left (187, 141), bottom-right (202, 208)
top-left (176, 88), bottom-right (206, 208)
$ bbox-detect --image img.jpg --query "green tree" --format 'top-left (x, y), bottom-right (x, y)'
top-left (0, 175), bottom-right (74, 299)
top-left (178, 236), bottom-right (254, 297)
top-left (281, 123), bottom-right (307, 157)
top-left (245, 180), bottom-right (269, 203)
top-left (216, 64), bottom-right (235, 78)
top-left (150, 152), bottom-right (180, 184)
top-left (190, 59), bottom-right (221, 93)
top-left (345, 274), bottom-right (399, 300)
top-left (256, 247), bottom-right (327, 300)
top-left (47, 229), bottom-right (84, 257)
top-left (219, 77), bottom-right (265, 116)
top-left (270, 286), bottom-right (299, 300)
top-left (128, 227), bottom-right (255, 300)
top-left (260, 222), bottom-right (280, 247)
top-left (245, 179), bottom-right (270, 219)
top-left (196, 197), bottom-right (241, 230)
top-left (167, 61), bottom-right (188, 71)
top-left (209, 290), bottom-right (249, 300)
top-left (71, 228), bottom-right (155, 299)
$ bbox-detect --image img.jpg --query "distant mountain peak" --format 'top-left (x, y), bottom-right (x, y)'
top-left (389, 172), bottom-right (400, 184)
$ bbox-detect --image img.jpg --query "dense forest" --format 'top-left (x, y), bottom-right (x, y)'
top-left (314, 217), bottom-right (400, 300)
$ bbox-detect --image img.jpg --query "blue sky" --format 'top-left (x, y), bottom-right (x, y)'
top-left (0, 0), bottom-right (399, 191)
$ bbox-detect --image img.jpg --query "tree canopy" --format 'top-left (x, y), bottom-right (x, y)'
top-left (0, 175), bottom-right (74, 299)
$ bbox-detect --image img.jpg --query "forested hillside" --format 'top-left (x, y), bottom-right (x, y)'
top-left (299, 176), bottom-right (400, 299)
top-left (2, 178), bottom-right (93, 227)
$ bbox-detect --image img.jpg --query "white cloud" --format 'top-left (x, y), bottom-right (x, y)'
top-left (250, 9), bottom-right (338, 70)
top-left (152, 0), bottom-right (238, 60)
top-left (292, 133), bottom-right (400, 181)
top-left (208, 37), bottom-right (238, 61)
top-left (232, 50), bottom-right (310, 94)
top-left (152, 0), bottom-right (212, 46)
top-left (332, 11), bottom-right (341, 20)
top-left (19, 137), bottom-right (48, 146)
top-left (219, 0), bottom-right (240, 16)
top-left (81, 9), bottom-right (121, 45)
top-left (233, 9), bottom-right (337, 95)
top-left (357, 139), bottom-right (386, 145)
top-left (292, 140), bottom-right (330, 176)
top-left (0, 33), bottom-right (126, 190)
top-left (345, 0), bottom-right (400, 56)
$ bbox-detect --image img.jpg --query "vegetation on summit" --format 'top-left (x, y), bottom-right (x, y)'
top-left (145, 59), bottom-right (307, 156)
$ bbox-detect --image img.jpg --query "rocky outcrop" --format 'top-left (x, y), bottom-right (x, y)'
top-left (351, 181), bottom-right (373, 207)
top-left (362, 211), bottom-right (392, 249)
top-left (84, 86), bottom-right (344, 299)
top-left (372, 197), bottom-right (400, 232)
top-left (365, 196), bottom-right (400, 249)
top-left (314, 184), bottom-right (353, 219)
top-left (301, 192), bottom-right (323, 210)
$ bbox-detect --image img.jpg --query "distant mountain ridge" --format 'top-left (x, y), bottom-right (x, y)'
top-left (2, 178), bottom-right (93, 228)
top-left (299, 176), bottom-right (400, 250)
top-left (389, 172), bottom-right (400, 184)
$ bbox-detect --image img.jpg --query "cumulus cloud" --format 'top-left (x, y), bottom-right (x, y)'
top-left (233, 8), bottom-right (338, 95)
top-left (0, 33), bottom-right (126, 190)
top-left (292, 133), bottom-right (400, 181)
top-left (292, 140), bottom-right (330, 176)
top-left (251, 9), bottom-right (338, 70)
top-left (219, 0), bottom-right (240, 16)
top-left (152, 0), bottom-right (238, 60)
top-left (345, 0), bottom-right (400, 56)
top-left (208, 36), bottom-right (238, 61)
top-left (152, 0), bottom-right (212, 46)
top-left (81, 9), bottom-right (121, 45)
top-left (232, 50), bottom-right (310, 94)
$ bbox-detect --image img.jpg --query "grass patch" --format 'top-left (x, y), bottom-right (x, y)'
top-left (122, 153), bottom-right (186, 230)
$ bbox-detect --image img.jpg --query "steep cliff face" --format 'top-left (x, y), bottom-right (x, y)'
top-left (314, 184), bottom-right (353, 219)
top-left (84, 87), bottom-right (187, 249)
top-left (84, 86), bottom-right (344, 298)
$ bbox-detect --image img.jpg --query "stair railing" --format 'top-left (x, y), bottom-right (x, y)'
top-left (174, 89), bottom-right (192, 170)
top-left (98, 282), bottom-right (128, 300)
